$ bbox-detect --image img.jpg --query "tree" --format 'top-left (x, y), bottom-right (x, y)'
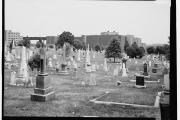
top-left (147, 46), bottom-right (155, 54)
top-left (73, 40), bottom-right (84, 50)
top-left (105, 39), bottom-right (121, 62)
top-left (9, 41), bottom-right (13, 53)
top-left (49, 45), bottom-right (54, 49)
top-left (139, 47), bottom-right (145, 58)
top-left (124, 40), bottom-right (130, 53)
top-left (17, 38), bottom-right (31, 48)
top-left (95, 45), bottom-right (101, 52)
top-left (126, 43), bottom-right (145, 58)
top-left (28, 53), bottom-right (41, 71)
top-left (163, 44), bottom-right (170, 60)
top-left (126, 47), bottom-right (136, 58)
top-left (56, 31), bottom-right (74, 49)
top-left (155, 46), bottom-right (166, 54)
top-left (36, 41), bottom-right (41, 48)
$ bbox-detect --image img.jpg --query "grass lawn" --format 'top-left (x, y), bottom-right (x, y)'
top-left (3, 53), bottom-right (165, 119)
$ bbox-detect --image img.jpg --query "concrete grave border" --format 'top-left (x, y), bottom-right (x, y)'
top-left (90, 91), bottom-right (162, 108)
top-left (130, 79), bottom-right (160, 83)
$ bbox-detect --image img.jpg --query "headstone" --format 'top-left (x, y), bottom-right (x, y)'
top-left (152, 63), bottom-right (158, 73)
top-left (93, 52), bottom-right (95, 59)
top-left (143, 63), bottom-right (148, 76)
top-left (48, 58), bottom-right (53, 68)
top-left (85, 44), bottom-right (91, 72)
top-left (122, 63), bottom-right (127, 77)
top-left (135, 74), bottom-right (145, 87)
top-left (9, 71), bottom-right (16, 85)
top-left (164, 74), bottom-right (169, 91)
top-left (113, 67), bottom-right (119, 76)
top-left (91, 64), bottom-right (96, 72)
top-left (135, 60), bottom-right (137, 64)
top-left (18, 46), bottom-right (28, 78)
top-left (104, 58), bottom-right (108, 72)
top-left (149, 61), bottom-right (151, 67)
top-left (77, 50), bottom-right (81, 61)
top-left (89, 73), bottom-right (96, 85)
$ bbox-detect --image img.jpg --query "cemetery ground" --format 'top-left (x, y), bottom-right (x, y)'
top-left (4, 54), bottom-right (163, 119)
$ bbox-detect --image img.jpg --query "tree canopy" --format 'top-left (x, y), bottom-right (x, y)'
top-left (95, 45), bottom-right (101, 52)
top-left (124, 40), bottom-right (130, 52)
top-left (105, 39), bottom-right (121, 62)
top-left (147, 47), bottom-right (155, 54)
top-left (56, 31), bottom-right (74, 49)
top-left (17, 38), bottom-right (31, 48)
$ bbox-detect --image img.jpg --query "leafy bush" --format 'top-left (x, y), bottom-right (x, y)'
top-left (105, 39), bottom-right (121, 62)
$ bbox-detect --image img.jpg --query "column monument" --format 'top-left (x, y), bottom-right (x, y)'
top-left (31, 39), bottom-right (55, 102)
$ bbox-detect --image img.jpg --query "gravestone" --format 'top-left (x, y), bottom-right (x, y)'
top-left (149, 61), bottom-right (151, 67)
top-left (85, 44), bottom-right (91, 72)
top-left (152, 63), bottom-right (158, 73)
top-left (89, 73), bottom-right (96, 85)
top-left (113, 67), bottom-right (119, 76)
top-left (104, 58), bottom-right (108, 72)
top-left (122, 63), bottom-right (127, 77)
top-left (164, 74), bottom-right (169, 92)
top-left (16, 46), bottom-right (30, 86)
top-left (143, 63), bottom-right (148, 76)
top-left (135, 60), bottom-right (137, 64)
top-left (48, 58), bottom-right (53, 68)
top-left (93, 52), bottom-right (95, 59)
top-left (91, 64), bottom-right (96, 72)
top-left (77, 50), bottom-right (81, 61)
top-left (9, 71), bottom-right (16, 85)
top-left (59, 43), bottom-right (70, 74)
top-left (135, 74), bottom-right (146, 88)
top-left (31, 39), bottom-right (55, 102)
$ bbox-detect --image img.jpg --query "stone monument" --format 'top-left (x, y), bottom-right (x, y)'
top-left (59, 43), bottom-right (69, 74)
top-left (143, 62), bottom-right (148, 76)
top-left (31, 39), bottom-right (55, 102)
top-left (9, 71), bottom-right (16, 85)
top-left (85, 44), bottom-right (91, 72)
top-left (135, 74), bottom-right (146, 88)
top-left (104, 58), bottom-right (108, 72)
top-left (122, 63), bottom-right (127, 77)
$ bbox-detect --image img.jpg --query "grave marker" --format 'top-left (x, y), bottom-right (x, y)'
top-left (31, 39), bottom-right (55, 102)
top-left (9, 71), bottom-right (16, 85)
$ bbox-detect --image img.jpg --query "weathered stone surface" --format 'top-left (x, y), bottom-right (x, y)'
top-left (34, 87), bottom-right (53, 95)
top-left (36, 75), bottom-right (50, 89)
top-left (31, 91), bottom-right (55, 102)
top-left (152, 68), bottom-right (157, 73)
top-left (136, 75), bottom-right (144, 86)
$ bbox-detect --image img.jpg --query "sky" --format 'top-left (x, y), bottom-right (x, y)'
top-left (5, 0), bottom-right (170, 45)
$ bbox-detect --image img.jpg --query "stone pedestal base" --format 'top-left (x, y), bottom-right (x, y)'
top-left (31, 74), bottom-right (55, 102)
top-left (135, 85), bottom-right (147, 89)
top-left (31, 91), bottom-right (55, 102)
top-left (58, 71), bottom-right (70, 75)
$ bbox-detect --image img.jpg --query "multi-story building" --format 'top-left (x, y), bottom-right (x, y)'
top-left (133, 37), bottom-right (141, 47)
top-left (5, 30), bottom-right (23, 47)
top-left (74, 32), bottom-right (143, 52)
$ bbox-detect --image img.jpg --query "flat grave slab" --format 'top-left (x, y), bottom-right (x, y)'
top-left (95, 90), bottom-right (157, 106)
